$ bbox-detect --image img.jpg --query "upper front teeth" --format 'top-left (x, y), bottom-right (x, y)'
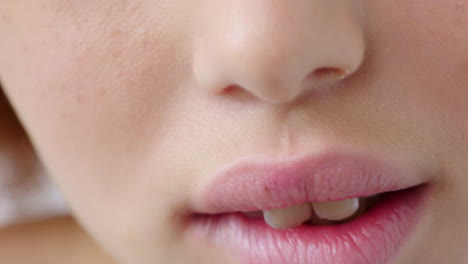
top-left (263, 203), bottom-right (312, 229)
top-left (261, 198), bottom-right (360, 229)
top-left (312, 198), bottom-right (359, 221)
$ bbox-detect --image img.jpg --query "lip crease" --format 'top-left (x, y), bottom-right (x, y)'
top-left (192, 151), bottom-right (427, 213)
top-left (187, 151), bottom-right (431, 264)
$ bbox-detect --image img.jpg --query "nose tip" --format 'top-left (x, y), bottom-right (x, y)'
top-left (192, 1), bottom-right (366, 104)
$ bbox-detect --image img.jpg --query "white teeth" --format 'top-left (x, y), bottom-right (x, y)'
top-left (263, 203), bottom-right (312, 229)
top-left (261, 197), bottom-right (368, 228)
top-left (312, 198), bottom-right (360, 221)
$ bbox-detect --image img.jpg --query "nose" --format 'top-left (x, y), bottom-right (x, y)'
top-left (192, 0), bottom-right (366, 104)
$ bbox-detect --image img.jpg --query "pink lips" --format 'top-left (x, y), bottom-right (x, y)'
top-left (188, 151), bottom-right (430, 264)
top-left (193, 152), bottom-right (426, 213)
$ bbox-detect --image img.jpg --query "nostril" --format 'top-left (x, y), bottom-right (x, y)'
top-left (309, 67), bottom-right (347, 80)
top-left (302, 67), bottom-right (349, 92)
top-left (222, 84), bottom-right (240, 95)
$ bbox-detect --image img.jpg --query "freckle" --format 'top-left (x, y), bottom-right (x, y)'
top-left (116, 70), bottom-right (123, 78)
top-left (21, 45), bottom-right (29, 53)
top-left (111, 49), bottom-right (122, 58)
top-left (111, 29), bottom-right (123, 38)
top-left (0, 14), bottom-right (9, 23)
top-left (59, 111), bottom-right (68, 120)
top-left (75, 93), bottom-right (86, 103)
top-left (58, 84), bottom-right (66, 91)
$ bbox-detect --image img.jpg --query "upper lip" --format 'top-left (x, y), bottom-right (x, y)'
top-left (192, 151), bottom-right (428, 214)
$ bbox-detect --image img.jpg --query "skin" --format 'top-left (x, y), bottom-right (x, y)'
top-left (0, 217), bottom-right (114, 264)
top-left (0, 0), bottom-right (467, 263)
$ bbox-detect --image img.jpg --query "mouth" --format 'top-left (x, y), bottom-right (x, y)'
top-left (244, 188), bottom-right (388, 228)
top-left (187, 152), bottom-right (432, 264)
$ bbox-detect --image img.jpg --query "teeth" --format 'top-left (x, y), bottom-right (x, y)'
top-left (307, 206), bottom-right (336, 226)
top-left (263, 203), bottom-right (312, 229)
top-left (311, 198), bottom-right (360, 221)
top-left (260, 196), bottom-right (373, 228)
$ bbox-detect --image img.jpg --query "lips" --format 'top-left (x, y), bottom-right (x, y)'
top-left (187, 151), bottom-right (430, 264)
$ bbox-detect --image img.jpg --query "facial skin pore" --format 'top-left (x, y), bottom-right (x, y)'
top-left (0, 0), bottom-right (467, 263)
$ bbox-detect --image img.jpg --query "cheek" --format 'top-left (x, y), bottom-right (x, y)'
top-left (407, 2), bottom-right (468, 155)
top-left (1, 0), bottom-right (188, 167)
top-left (0, 4), bottom-right (197, 261)
top-left (366, 0), bottom-right (468, 137)
top-left (0, 0), bottom-right (192, 235)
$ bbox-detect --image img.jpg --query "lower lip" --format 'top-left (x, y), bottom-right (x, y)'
top-left (187, 186), bottom-right (428, 264)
